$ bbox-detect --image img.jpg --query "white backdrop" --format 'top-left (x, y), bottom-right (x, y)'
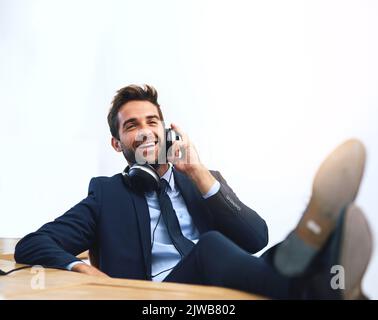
top-left (1, 0), bottom-right (377, 298)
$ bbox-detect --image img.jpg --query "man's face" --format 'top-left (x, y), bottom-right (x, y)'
top-left (112, 100), bottom-right (165, 166)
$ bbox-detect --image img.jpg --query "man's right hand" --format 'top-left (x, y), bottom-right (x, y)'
top-left (71, 263), bottom-right (110, 278)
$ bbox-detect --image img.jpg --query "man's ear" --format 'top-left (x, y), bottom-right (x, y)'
top-left (111, 137), bottom-right (122, 152)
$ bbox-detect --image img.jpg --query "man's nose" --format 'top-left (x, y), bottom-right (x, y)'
top-left (136, 127), bottom-right (154, 142)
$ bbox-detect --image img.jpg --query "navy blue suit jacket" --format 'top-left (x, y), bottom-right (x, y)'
top-left (15, 169), bottom-right (268, 280)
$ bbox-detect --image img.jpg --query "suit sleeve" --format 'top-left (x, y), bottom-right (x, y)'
top-left (14, 178), bottom-right (101, 269)
top-left (204, 170), bottom-right (269, 253)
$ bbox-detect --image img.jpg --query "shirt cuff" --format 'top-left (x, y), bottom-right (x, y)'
top-left (66, 260), bottom-right (85, 271)
top-left (202, 180), bottom-right (221, 199)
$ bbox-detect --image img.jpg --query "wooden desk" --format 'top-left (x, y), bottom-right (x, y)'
top-left (0, 258), bottom-right (263, 300)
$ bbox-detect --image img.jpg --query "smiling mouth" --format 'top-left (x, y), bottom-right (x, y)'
top-left (137, 141), bottom-right (158, 149)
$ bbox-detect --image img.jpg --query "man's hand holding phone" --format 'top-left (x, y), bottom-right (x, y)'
top-left (168, 123), bottom-right (216, 196)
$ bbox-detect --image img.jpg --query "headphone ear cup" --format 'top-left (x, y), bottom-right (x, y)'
top-left (122, 166), bottom-right (132, 188)
top-left (165, 128), bottom-right (181, 160)
top-left (122, 164), bottom-right (160, 193)
top-left (166, 128), bottom-right (175, 160)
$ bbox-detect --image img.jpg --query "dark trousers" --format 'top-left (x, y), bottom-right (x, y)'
top-left (163, 231), bottom-right (291, 299)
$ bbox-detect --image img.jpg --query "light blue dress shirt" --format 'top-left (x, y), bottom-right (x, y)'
top-left (68, 164), bottom-right (220, 282)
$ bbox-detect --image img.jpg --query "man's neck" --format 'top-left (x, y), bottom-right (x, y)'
top-left (156, 163), bottom-right (170, 177)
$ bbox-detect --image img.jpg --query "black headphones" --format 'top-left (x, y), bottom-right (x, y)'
top-left (122, 128), bottom-right (181, 193)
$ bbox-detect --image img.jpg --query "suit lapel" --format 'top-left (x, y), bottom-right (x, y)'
top-left (129, 191), bottom-right (152, 279)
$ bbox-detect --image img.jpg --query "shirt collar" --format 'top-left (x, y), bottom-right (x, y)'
top-left (160, 163), bottom-right (175, 191)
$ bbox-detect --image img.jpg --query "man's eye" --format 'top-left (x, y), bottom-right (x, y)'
top-left (126, 124), bottom-right (136, 130)
top-left (148, 120), bottom-right (158, 125)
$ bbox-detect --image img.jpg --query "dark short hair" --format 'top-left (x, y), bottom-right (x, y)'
top-left (107, 84), bottom-right (164, 139)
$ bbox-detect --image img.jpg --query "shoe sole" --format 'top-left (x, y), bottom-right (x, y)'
top-left (274, 139), bottom-right (366, 276)
top-left (339, 204), bottom-right (373, 300)
top-left (296, 139), bottom-right (366, 249)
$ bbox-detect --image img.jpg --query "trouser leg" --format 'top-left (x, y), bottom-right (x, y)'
top-left (164, 231), bottom-right (291, 299)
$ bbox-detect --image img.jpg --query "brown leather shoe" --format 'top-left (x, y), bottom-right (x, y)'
top-left (274, 139), bottom-right (366, 276)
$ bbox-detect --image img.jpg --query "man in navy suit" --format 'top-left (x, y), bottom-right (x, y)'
top-left (15, 85), bottom-right (373, 299)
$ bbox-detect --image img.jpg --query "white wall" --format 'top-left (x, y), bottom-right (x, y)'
top-left (1, 0), bottom-right (377, 298)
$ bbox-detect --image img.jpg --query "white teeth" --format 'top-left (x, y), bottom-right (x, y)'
top-left (139, 142), bottom-right (155, 148)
